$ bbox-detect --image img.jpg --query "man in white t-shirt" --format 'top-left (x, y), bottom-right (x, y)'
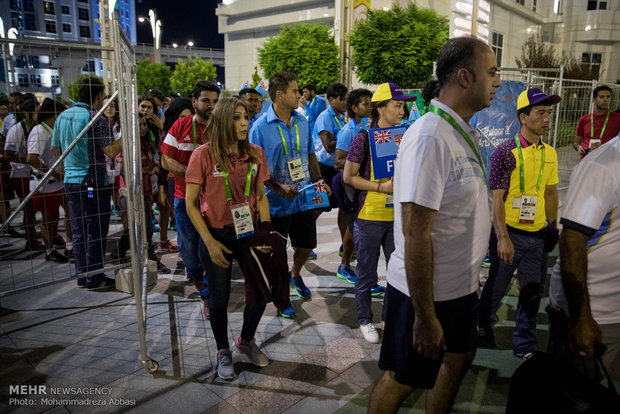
top-left (27, 98), bottom-right (71, 263)
top-left (368, 37), bottom-right (500, 414)
top-left (548, 135), bottom-right (620, 380)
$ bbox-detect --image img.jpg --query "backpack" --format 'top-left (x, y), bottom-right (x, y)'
top-left (331, 130), bottom-right (370, 214)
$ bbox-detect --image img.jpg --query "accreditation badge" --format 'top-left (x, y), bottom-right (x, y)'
top-left (518, 195), bottom-right (537, 224)
top-left (385, 192), bottom-right (394, 208)
top-left (287, 158), bottom-right (306, 182)
top-left (231, 202), bottom-right (254, 239)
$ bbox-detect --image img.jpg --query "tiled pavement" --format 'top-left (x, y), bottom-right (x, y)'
top-left (1, 203), bottom-right (562, 413)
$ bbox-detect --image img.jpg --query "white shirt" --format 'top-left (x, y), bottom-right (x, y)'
top-left (27, 123), bottom-right (64, 194)
top-left (387, 99), bottom-right (491, 301)
top-left (4, 121), bottom-right (33, 178)
top-left (1, 113), bottom-right (15, 138)
top-left (549, 136), bottom-right (620, 325)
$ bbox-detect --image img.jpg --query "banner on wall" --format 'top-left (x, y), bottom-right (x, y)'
top-left (470, 80), bottom-right (524, 174)
top-left (353, 0), bottom-right (371, 24)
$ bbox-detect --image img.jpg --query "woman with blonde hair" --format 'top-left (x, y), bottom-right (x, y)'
top-left (186, 97), bottom-right (272, 380)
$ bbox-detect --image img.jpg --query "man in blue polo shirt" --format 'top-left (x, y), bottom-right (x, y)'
top-left (52, 76), bottom-right (123, 289)
top-left (250, 72), bottom-right (330, 319)
top-left (301, 82), bottom-right (326, 133)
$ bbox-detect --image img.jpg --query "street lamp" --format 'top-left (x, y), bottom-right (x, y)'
top-left (138, 9), bottom-right (162, 63)
top-left (187, 41), bottom-right (194, 48)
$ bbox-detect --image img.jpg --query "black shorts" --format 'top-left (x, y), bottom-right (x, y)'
top-left (271, 210), bottom-right (317, 249)
top-left (319, 162), bottom-right (339, 209)
top-left (378, 284), bottom-right (479, 389)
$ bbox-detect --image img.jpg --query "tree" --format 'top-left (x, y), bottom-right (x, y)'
top-left (170, 54), bottom-right (217, 97)
top-left (250, 66), bottom-right (261, 88)
top-left (516, 36), bottom-right (599, 80)
top-left (136, 60), bottom-right (172, 96)
top-left (348, 4), bottom-right (448, 88)
top-left (67, 73), bottom-right (102, 102)
top-left (257, 24), bottom-right (339, 93)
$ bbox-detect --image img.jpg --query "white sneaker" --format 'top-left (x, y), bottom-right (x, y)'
top-left (360, 324), bottom-right (380, 344)
top-left (232, 338), bottom-right (269, 367)
top-left (217, 349), bottom-right (234, 380)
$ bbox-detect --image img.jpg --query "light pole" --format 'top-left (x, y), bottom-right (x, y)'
top-left (139, 9), bottom-right (162, 63)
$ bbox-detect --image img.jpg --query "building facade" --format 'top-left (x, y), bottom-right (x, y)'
top-left (0, 0), bottom-right (136, 97)
top-left (216, 0), bottom-right (620, 92)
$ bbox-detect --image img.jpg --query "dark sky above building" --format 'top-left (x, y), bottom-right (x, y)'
top-left (135, 0), bottom-right (224, 49)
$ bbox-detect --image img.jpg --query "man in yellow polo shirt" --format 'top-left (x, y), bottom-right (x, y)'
top-left (478, 88), bottom-right (560, 360)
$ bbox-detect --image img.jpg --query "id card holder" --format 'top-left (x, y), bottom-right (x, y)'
top-left (287, 158), bottom-right (306, 182)
top-left (385, 192), bottom-right (394, 208)
top-left (231, 202), bottom-right (254, 239)
top-left (518, 195), bottom-right (537, 224)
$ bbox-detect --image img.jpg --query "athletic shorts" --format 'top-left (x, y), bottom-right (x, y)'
top-left (319, 162), bottom-right (339, 209)
top-left (271, 210), bottom-right (317, 249)
top-left (378, 284), bottom-right (479, 389)
top-left (32, 188), bottom-right (65, 213)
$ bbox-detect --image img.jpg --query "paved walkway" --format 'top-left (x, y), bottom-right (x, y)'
top-left (1, 205), bottom-right (560, 413)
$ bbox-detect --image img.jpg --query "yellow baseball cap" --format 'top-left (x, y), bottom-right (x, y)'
top-left (517, 88), bottom-right (561, 110)
top-left (372, 82), bottom-right (416, 102)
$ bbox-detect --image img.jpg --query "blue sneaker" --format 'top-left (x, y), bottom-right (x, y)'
top-left (482, 255), bottom-right (491, 268)
top-left (278, 305), bottom-right (296, 318)
top-left (153, 225), bottom-right (160, 232)
top-left (370, 284), bottom-right (386, 296)
top-left (152, 215), bottom-right (158, 225)
top-left (153, 206), bottom-right (160, 215)
top-left (290, 275), bottom-right (311, 300)
top-left (338, 245), bottom-right (343, 257)
top-left (308, 250), bottom-right (317, 260)
top-left (337, 265), bottom-right (356, 284)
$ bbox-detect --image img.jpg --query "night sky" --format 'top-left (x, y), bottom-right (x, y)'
top-left (135, 0), bottom-right (224, 49)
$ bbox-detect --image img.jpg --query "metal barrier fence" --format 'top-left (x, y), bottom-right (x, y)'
top-left (0, 14), bottom-right (157, 371)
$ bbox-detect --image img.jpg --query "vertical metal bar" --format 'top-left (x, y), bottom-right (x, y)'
top-left (111, 12), bottom-right (154, 372)
top-left (552, 64), bottom-right (564, 148)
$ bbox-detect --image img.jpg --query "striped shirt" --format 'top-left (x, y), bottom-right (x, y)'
top-left (160, 115), bottom-right (207, 199)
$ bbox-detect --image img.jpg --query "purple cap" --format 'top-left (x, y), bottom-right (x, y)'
top-left (517, 88), bottom-right (561, 110)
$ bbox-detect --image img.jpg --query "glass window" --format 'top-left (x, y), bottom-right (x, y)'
top-left (46, 20), bottom-right (57, 34)
top-left (516, 0), bottom-right (525, 5)
top-left (61, 5), bottom-right (70, 14)
top-left (24, 13), bottom-right (37, 31)
top-left (592, 53), bottom-right (602, 64)
top-left (31, 74), bottom-right (42, 87)
top-left (44, 1), bottom-right (55, 14)
top-left (23, 0), bottom-right (35, 12)
top-left (79, 25), bottom-right (90, 38)
top-left (18, 74), bottom-right (30, 87)
top-left (492, 32), bottom-right (504, 67)
top-left (582, 52), bottom-right (591, 63)
top-left (78, 8), bottom-right (89, 20)
top-left (63, 23), bottom-right (71, 33)
top-left (587, 1), bottom-right (597, 10)
top-left (599, 2), bottom-right (607, 9)
top-left (533, 0), bottom-right (537, 12)
top-left (51, 75), bottom-right (60, 87)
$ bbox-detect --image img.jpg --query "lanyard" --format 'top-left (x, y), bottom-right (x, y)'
top-left (222, 163), bottom-right (252, 202)
top-left (333, 115), bottom-right (343, 130)
top-left (22, 119), bottom-right (31, 134)
top-left (514, 133), bottom-right (545, 194)
top-left (309, 98), bottom-right (316, 109)
top-left (591, 110), bottom-right (611, 140)
top-left (73, 102), bottom-right (91, 110)
top-left (429, 105), bottom-right (486, 181)
top-left (192, 116), bottom-right (198, 149)
top-left (277, 119), bottom-right (300, 156)
top-left (40, 122), bottom-right (52, 136)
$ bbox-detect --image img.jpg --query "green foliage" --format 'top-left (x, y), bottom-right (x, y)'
top-left (170, 54), bottom-right (217, 97)
top-left (251, 66), bottom-right (261, 89)
top-left (349, 4), bottom-right (448, 88)
top-left (258, 24), bottom-right (339, 93)
top-left (67, 73), bottom-right (102, 102)
top-left (136, 60), bottom-right (172, 96)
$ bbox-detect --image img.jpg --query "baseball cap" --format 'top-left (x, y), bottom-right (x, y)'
top-left (372, 82), bottom-right (416, 102)
top-left (517, 88), bottom-right (561, 110)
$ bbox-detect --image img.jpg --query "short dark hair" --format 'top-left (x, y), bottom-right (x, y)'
top-left (192, 81), bottom-right (220, 99)
top-left (37, 98), bottom-right (65, 124)
top-left (268, 72), bottom-right (298, 101)
top-left (517, 98), bottom-right (553, 123)
top-left (422, 79), bottom-right (440, 107)
top-left (326, 82), bottom-right (348, 101)
top-left (146, 88), bottom-right (165, 103)
top-left (16, 93), bottom-right (38, 123)
top-left (302, 82), bottom-right (316, 93)
top-left (593, 85), bottom-right (612, 99)
top-left (346, 88), bottom-right (372, 119)
top-left (78, 76), bottom-right (104, 105)
top-left (239, 88), bottom-right (260, 97)
top-left (436, 37), bottom-right (488, 90)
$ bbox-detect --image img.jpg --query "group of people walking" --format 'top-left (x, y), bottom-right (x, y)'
top-left (2, 34), bottom-right (618, 414)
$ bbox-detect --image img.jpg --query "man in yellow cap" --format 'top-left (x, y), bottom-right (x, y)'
top-left (477, 87), bottom-right (560, 360)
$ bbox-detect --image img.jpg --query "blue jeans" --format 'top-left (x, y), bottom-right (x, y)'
top-left (354, 219), bottom-right (394, 325)
top-left (64, 183), bottom-right (111, 284)
top-left (173, 196), bottom-right (207, 298)
top-left (479, 228), bottom-right (547, 354)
